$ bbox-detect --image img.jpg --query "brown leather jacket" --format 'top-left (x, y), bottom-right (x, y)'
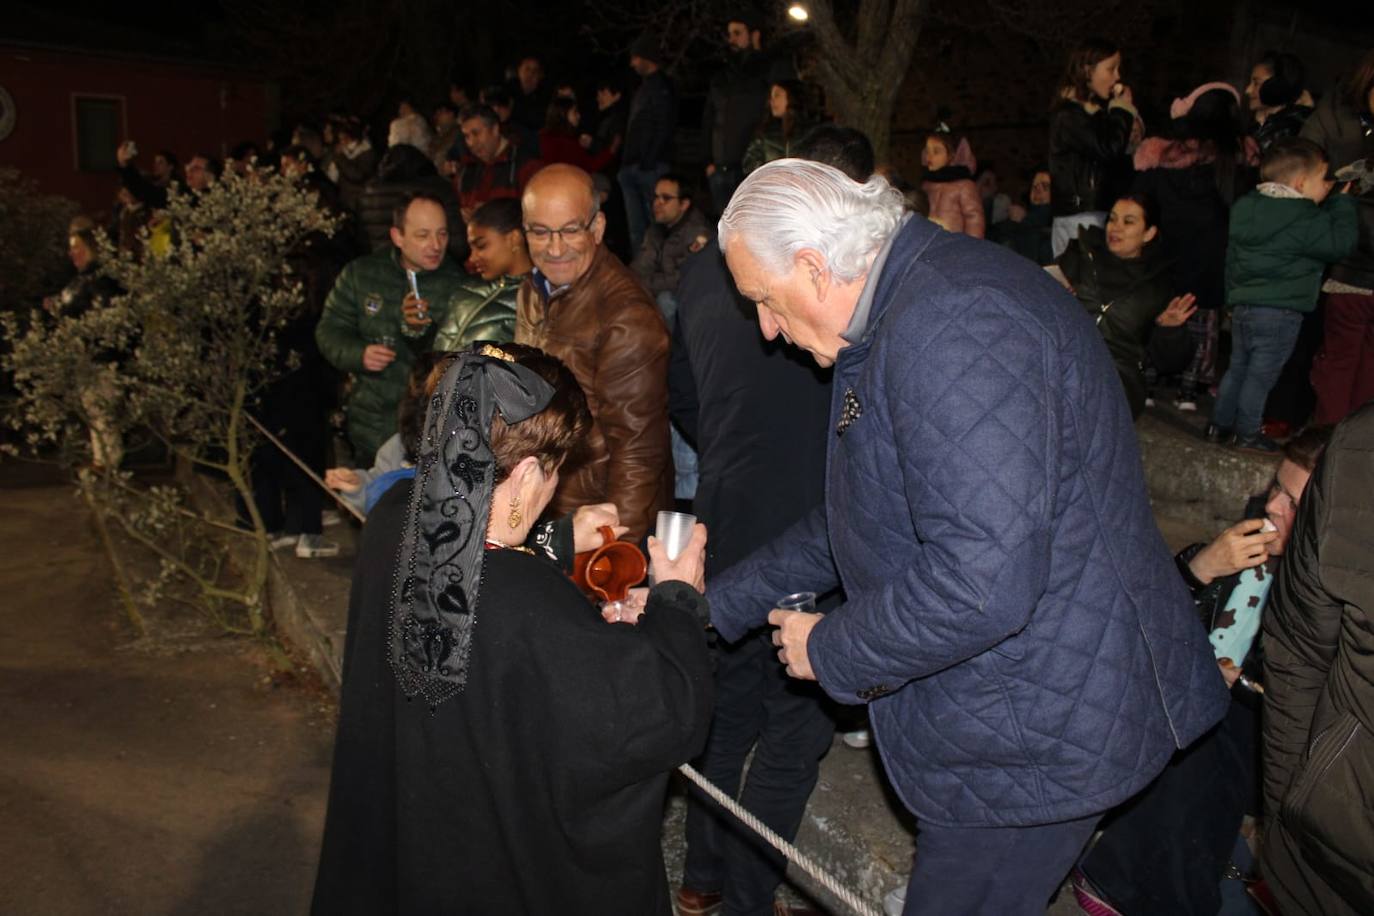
top-left (516, 245), bottom-right (672, 541)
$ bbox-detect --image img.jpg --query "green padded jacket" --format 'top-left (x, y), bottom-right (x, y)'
top-left (1226, 190), bottom-right (1357, 312)
top-left (315, 247), bottom-right (467, 463)
top-left (431, 273), bottom-right (522, 352)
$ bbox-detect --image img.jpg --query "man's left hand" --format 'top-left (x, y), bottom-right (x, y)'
top-left (768, 609), bottom-right (822, 680)
top-left (401, 292), bottom-right (431, 328)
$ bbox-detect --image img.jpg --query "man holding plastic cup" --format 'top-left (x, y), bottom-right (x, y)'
top-left (707, 159), bottom-right (1229, 914)
top-left (316, 191), bottom-right (464, 464)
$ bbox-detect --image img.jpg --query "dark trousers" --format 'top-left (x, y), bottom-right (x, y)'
top-left (682, 630), bottom-right (834, 916)
top-left (1311, 291), bottom-right (1374, 426)
top-left (1078, 698), bottom-right (1258, 915)
top-left (902, 814), bottom-right (1099, 915)
top-left (1212, 306), bottom-right (1304, 437)
top-left (618, 162), bottom-right (668, 252)
top-left (237, 376), bottom-right (325, 536)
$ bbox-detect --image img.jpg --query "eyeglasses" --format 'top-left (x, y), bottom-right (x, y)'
top-left (652, 193), bottom-right (680, 202)
top-left (524, 220), bottom-right (594, 244)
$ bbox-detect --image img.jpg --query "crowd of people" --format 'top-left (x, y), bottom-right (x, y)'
top-left (37, 15), bottom-right (1374, 916)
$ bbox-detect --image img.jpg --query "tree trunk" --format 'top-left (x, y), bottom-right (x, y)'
top-left (804, 0), bottom-right (925, 164)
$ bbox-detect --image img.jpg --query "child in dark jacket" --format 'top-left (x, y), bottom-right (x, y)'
top-left (1209, 137), bottom-right (1357, 451)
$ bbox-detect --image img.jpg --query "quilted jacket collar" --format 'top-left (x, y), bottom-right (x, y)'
top-left (839, 214), bottom-right (941, 361)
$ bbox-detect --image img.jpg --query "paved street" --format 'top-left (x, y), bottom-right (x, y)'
top-left (0, 468), bottom-right (334, 916)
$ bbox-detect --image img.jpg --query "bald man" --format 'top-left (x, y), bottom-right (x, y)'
top-left (516, 164), bottom-right (672, 541)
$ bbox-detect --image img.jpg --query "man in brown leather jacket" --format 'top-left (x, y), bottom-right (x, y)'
top-left (516, 163), bottom-right (672, 541)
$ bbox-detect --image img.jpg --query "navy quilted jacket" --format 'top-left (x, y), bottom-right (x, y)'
top-left (710, 216), bottom-right (1228, 827)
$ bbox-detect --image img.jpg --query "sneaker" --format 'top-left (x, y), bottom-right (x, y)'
top-left (295, 533), bottom-right (340, 558)
top-left (883, 885), bottom-right (907, 916)
top-left (841, 728), bottom-right (871, 749)
top-left (1204, 423), bottom-right (1233, 444)
top-left (269, 532), bottom-right (297, 549)
top-left (1261, 419), bottom-right (1290, 439)
top-left (321, 509), bottom-right (343, 527)
top-left (673, 887), bottom-right (722, 916)
top-left (1175, 397), bottom-right (1198, 412)
top-left (1071, 867), bottom-right (1124, 916)
top-left (1235, 434), bottom-right (1280, 454)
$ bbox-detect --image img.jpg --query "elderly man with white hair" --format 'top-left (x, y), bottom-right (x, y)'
top-left (707, 159), bottom-right (1229, 914)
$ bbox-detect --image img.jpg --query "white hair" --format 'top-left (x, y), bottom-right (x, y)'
top-left (718, 158), bottom-right (906, 283)
top-left (388, 113), bottom-right (433, 151)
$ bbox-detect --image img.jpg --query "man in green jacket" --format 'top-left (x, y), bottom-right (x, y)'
top-left (315, 191), bottom-right (466, 464)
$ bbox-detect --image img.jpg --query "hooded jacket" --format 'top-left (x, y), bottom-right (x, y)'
top-left (1226, 190), bottom-right (1358, 311)
top-left (1263, 402), bottom-right (1374, 915)
top-left (921, 165), bottom-right (986, 238)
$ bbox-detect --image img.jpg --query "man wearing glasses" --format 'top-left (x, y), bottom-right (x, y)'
top-left (630, 173), bottom-right (712, 322)
top-left (515, 163), bottom-right (673, 542)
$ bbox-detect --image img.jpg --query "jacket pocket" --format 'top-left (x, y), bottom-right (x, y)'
top-left (1281, 712), bottom-right (1360, 821)
top-left (1280, 714), bottom-right (1374, 904)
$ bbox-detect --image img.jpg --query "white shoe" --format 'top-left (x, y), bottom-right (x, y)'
top-left (841, 728), bottom-right (871, 749)
top-left (1175, 398), bottom-right (1198, 412)
top-left (321, 509), bottom-right (342, 527)
top-left (295, 534), bottom-right (340, 558)
top-left (269, 532), bottom-right (297, 549)
top-left (883, 885), bottom-right (906, 916)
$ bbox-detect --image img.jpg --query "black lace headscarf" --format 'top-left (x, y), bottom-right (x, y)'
top-left (388, 346), bottom-right (555, 707)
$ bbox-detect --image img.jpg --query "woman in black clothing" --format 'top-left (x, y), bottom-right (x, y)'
top-left (312, 344), bottom-right (714, 916)
top-left (1055, 193), bottom-right (1196, 419)
top-left (1048, 38), bottom-right (1141, 257)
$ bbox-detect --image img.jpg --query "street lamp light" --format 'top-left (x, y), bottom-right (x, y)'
top-left (787, 4), bottom-right (809, 22)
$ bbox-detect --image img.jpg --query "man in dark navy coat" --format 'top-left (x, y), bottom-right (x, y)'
top-left (709, 158), bottom-right (1229, 914)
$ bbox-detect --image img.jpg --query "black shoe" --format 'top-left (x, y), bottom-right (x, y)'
top-left (1204, 423), bottom-right (1232, 444)
top-left (1235, 433), bottom-right (1280, 454)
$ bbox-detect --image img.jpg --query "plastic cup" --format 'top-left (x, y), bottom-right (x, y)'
top-left (776, 591), bottom-right (817, 613)
top-left (655, 510), bottom-right (696, 561)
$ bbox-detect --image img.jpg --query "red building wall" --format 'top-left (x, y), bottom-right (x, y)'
top-left (0, 44), bottom-right (273, 215)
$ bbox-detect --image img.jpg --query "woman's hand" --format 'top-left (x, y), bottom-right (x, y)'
top-left (572, 503), bottom-right (629, 552)
top-left (647, 523), bottom-right (707, 592)
top-left (324, 468), bottom-right (361, 493)
top-left (601, 587), bottom-right (648, 625)
top-left (1188, 519), bottom-right (1278, 584)
top-left (1156, 293), bottom-right (1198, 327)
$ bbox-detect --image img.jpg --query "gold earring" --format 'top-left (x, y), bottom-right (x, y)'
top-left (508, 494), bottom-right (522, 529)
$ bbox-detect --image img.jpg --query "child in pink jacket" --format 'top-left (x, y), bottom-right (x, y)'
top-left (920, 131), bottom-right (986, 238)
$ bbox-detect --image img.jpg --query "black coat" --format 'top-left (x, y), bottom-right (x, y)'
top-left (1132, 139), bottom-right (1253, 312)
top-left (1048, 100), bottom-right (1135, 217)
top-left (702, 50), bottom-right (770, 169)
top-left (1263, 403), bottom-right (1374, 915)
top-left (622, 71), bottom-right (676, 170)
top-left (1057, 226), bottom-right (1190, 418)
top-left (356, 144), bottom-right (467, 261)
top-left (312, 482), bottom-right (714, 915)
top-left (667, 247), bottom-right (832, 578)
